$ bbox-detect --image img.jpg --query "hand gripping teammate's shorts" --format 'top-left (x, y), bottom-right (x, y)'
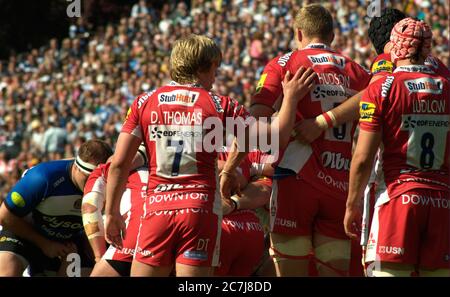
top-left (102, 201), bottom-right (143, 263)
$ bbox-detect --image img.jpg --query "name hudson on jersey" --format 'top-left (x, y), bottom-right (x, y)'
top-left (308, 54), bottom-right (345, 69)
top-left (405, 78), bottom-right (443, 94)
top-left (158, 90), bottom-right (200, 106)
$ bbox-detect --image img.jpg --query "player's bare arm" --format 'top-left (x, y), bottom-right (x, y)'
top-left (82, 191), bottom-right (106, 262)
top-left (221, 67), bottom-right (315, 200)
top-left (105, 133), bottom-right (141, 249)
top-left (224, 180), bottom-right (271, 215)
top-left (344, 130), bottom-right (381, 239)
top-left (0, 204), bottom-right (76, 258)
top-left (294, 73), bottom-right (386, 144)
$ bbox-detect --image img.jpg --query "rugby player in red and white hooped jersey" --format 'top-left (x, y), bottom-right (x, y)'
top-left (104, 34), bottom-right (316, 277)
top-left (215, 150), bottom-right (274, 276)
top-left (81, 145), bottom-right (148, 277)
top-left (344, 18), bottom-right (450, 277)
top-left (250, 4), bottom-right (371, 276)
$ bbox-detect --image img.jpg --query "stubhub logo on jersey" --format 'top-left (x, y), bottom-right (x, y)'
top-left (308, 54), bottom-right (346, 69)
top-left (158, 90), bottom-right (200, 107)
top-left (405, 77), bottom-right (443, 95)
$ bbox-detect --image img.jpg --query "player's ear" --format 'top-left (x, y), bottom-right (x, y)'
top-left (384, 41), bottom-right (393, 54)
top-left (296, 29), bottom-right (303, 43)
top-left (328, 31), bottom-right (335, 44)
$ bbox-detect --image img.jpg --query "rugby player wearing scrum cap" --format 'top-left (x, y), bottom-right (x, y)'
top-left (344, 18), bottom-right (450, 277)
top-left (0, 139), bottom-right (112, 276)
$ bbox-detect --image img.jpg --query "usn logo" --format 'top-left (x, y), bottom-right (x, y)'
top-left (308, 54), bottom-right (346, 69)
top-left (404, 78), bottom-right (443, 95)
top-left (158, 90), bottom-right (199, 107)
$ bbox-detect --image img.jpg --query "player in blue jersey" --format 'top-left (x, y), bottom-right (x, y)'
top-left (0, 139), bottom-right (113, 276)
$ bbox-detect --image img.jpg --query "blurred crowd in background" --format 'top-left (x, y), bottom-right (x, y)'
top-left (0, 0), bottom-right (448, 200)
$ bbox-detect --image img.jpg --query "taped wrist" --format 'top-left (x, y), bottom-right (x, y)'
top-left (250, 162), bottom-right (265, 177)
top-left (230, 195), bottom-right (241, 211)
top-left (82, 192), bottom-right (105, 239)
top-left (316, 111), bottom-right (337, 129)
top-left (137, 143), bottom-right (147, 164)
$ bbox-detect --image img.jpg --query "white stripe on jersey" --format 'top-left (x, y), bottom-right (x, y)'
top-left (120, 188), bottom-right (132, 224)
top-left (365, 196), bottom-right (383, 263)
top-left (278, 142), bottom-right (313, 173)
top-left (212, 164), bottom-right (222, 216)
top-left (130, 126), bottom-right (142, 139)
top-left (269, 180), bottom-right (278, 233)
top-left (35, 195), bottom-right (82, 216)
top-left (361, 184), bottom-right (373, 246)
top-left (211, 212), bottom-right (222, 267)
top-left (88, 174), bottom-right (106, 194)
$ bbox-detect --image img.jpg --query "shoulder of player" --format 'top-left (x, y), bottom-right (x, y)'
top-left (14, 160), bottom-right (63, 194)
top-left (131, 89), bottom-right (158, 109)
top-left (370, 54), bottom-right (394, 75)
top-left (265, 50), bottom-right (299, 70)
top-left (426, 55), bottom-right (450, 79)
top-left (29, 159), bottom-right (72, 181)
top-left (362, 73), bottom-right (393, 96)
top-left (207, 91), bottom-right (240, 111)
top-left (301, 48), bottom-right (366, 71)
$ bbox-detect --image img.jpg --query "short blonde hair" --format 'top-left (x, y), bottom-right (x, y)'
top-left (294, 4), bottom-right (333, 41)
top-left (170, 34), bottom-right (222, 84)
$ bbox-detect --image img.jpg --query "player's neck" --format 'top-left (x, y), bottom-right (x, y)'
top-left (69, 163), bottom-right (82, 191)
top-left (299, 38), bottom-right (330, 50)
top-left (396, 58), bottom-right (425, 67)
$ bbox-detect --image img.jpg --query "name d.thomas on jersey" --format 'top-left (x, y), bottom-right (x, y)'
top-left (127, 98), bottom-right (281, 158)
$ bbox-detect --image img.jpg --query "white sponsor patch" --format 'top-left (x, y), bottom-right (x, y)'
top-left (404, 77), bottom-right (443, 95)
top-left (158, 90), bottom-right (200, 106)
top-left (308, 53), bottom-right (346, 69)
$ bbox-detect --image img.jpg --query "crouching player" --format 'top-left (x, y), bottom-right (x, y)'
top-left (0, 140), bottom-right (112, 276)
top-left (215, 150), bottom-right (273, 276)
top-left (82, 146), bottom-right (148, 276)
